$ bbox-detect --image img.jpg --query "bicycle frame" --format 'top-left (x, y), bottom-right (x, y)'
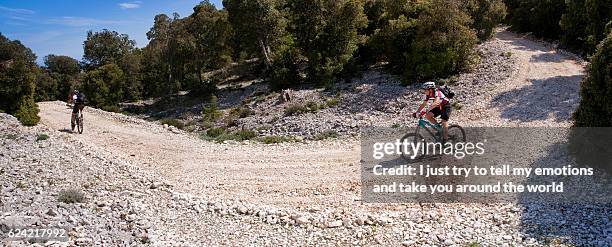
top-left (415, 117), bottom-right (442, 140)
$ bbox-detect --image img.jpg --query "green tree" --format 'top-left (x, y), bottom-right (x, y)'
top-left (36, 55), bottom-right (80, 101)
top-left (142, 14), bottom-right (175, 97)
top-left (363, 0), bottom-right (387, 36)
top-left (462, 0), bottom-right (507, 41)
top-left (506, 0), bottom-right (565, 39)
top-left (403, 0), bottom-right (478, 82)
top-left (365, 0), bottom-right (425, 71)
top-left (0, 33), bottom-right (40, 125)
top-left (369, 17), bottom-right (419, 73)
top-left (82, 29), bottom-right (136, 70)
top-left (569, 32), bottom-right (612, 173)
top-left (223, 0), bottom-right (286, 67)
top-left (82, 29), bottom-right (143, 103)
top-left (560, 0), bottom-right (612, 56)
top-left (167, 15), bottom-right (196, 91)
top-left (118, 49), bottom-right (143, 101)
top-left (44, 55), bottom-right (80, 75)
top-left (186, 1), bottom-right (233, 88)
top-left (81, 63), bottom-right (124, 108)
top-left (287, 0), bottom-right (368, 85)
top-left (573, 32), bottom-right (612, 126)
top-left (35, 68), bottom-right (57, 102)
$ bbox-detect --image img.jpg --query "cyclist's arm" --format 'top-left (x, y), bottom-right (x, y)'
top-left (416, 100), bottom-right (427, 113)
top-left (427, 97), bottom-right (441, 111)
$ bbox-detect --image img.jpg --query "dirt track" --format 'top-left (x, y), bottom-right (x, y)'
top-left (37, 30), bottom-right (585, 212)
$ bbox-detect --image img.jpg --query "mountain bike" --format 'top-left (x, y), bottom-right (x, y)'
top-left (400, 116), bottom-right (465, 161)
top-left (71, 105), bottom-right (84, 134)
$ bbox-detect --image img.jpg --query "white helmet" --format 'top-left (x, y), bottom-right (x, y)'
top-left (421, 81), bottom-right (436, 90)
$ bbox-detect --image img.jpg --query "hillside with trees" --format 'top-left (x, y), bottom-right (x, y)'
top-left (0, 0), bottom-right (609, 129)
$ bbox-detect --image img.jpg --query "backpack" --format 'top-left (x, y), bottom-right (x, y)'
top-left (76, 92), bottom-right (86, 104)
top-left (438, 85), bottom-right (455, 99)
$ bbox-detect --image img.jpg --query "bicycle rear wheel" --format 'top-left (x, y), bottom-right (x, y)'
top-left (77, 114), bottom-right (83, 134)
top-left (447, 125), bottom-right (465, 142)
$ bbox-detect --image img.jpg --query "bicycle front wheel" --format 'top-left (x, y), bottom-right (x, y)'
top-left (77, 115), bottom-right (83, 134)
top-left (400, 133), bottom-right (425, 162)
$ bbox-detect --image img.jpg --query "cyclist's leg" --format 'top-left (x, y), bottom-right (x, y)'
top-left (427, 108), bottom-right (441, 125)
top-left (440, 104), bottom-right (452, 140)
top-left (71, 104), bottom-right (79, 128)
top-left (78, 104), bottom-right (84, 116)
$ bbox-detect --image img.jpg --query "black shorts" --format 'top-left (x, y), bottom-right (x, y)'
top-left (429, 103), bottom-right (452, 121)
top-left (72, 103), bottom-right (84, 114)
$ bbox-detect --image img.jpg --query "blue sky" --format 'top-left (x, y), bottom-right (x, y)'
top-left (0, 0), bottom-right (223, 64)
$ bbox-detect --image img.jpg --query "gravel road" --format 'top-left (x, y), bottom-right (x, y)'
top-left (4, 30), bottom-right (607, 246)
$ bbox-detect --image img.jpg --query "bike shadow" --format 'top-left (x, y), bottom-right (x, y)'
top-left (58, 128), bottom-right (75, 134)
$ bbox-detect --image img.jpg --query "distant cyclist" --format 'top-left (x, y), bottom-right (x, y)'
top-left (412, 81), bottom-right (452, 140)
top-left (71, 90), bottom-right (85, 131)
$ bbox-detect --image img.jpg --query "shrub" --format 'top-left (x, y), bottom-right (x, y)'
top-left (462, 0), bottom-right (507, 41)
top-left (466, 243), bottom-right (482, 247)
top-left (560, 0), bottom-right (612, 55)
top-left (201, 120), bottom-right (214, 130)
top-left (225, 107), bottom-right (255, 127)
top-left (284, 101), bottom-right (323, 116)
top-left (268, 48), bottom-right (302, 91)
top-left (202, 95), bottom-right (223, 122)
top-left (229, 107), bottom-right (255, 118)
top-left (452, 102), bottom-right (463, 110)
top-left (206, 127), bottom-right (226, 138)
top-left (234, 129), bottom-right (257, 141)
top-left (57, 189), bottom-right (85, 204)
top-left (573, 32), bottom-right (612, 127)
top-left (314, 130), bottom-right (339, 140)
top-left (304, 101), bottom-right (320, 112)
top-left (101, 105), bottom-right (121, 113)
top-left (160, 118), bottom-right (185, 129)
top-left (506, 0), bottom-right (565, 39)
top-left (403, 0), bottom-right (478, 82)
top-left (324, 97), bottom-right (341, 107)
top-left (569, 33), bottom-right (612, 173)
top-left (183, 124), bottom-right (197, 132)
top-left (16, 181), bottom-right (27, 189)
top-left (201, 128), bottom-right (257, 143)
top-left (261, 135), bottom-right (293, 144)
top-left (0, 34), bottom-right (40, 126)
top-left (13, 96), bottom-right (40, 126)
top-left (284, 104), bottom-right (308, 116)
top-left (36, 133), bottom-right (49, 141)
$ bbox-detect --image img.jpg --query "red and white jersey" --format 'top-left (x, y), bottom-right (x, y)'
top-left (424, 89), bottom-right (449, 104)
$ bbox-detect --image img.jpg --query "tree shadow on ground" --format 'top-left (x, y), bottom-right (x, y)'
top-left (491, 75), bottom-right (582, 122)
top-left (518, 141), bottom-right (612, 246)
top-left (120, 82), bottom-right (263, 121)
top-left (529, 52), bottom-right (567, 63)
top-left (496, 31), bottom-right (550, 53)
